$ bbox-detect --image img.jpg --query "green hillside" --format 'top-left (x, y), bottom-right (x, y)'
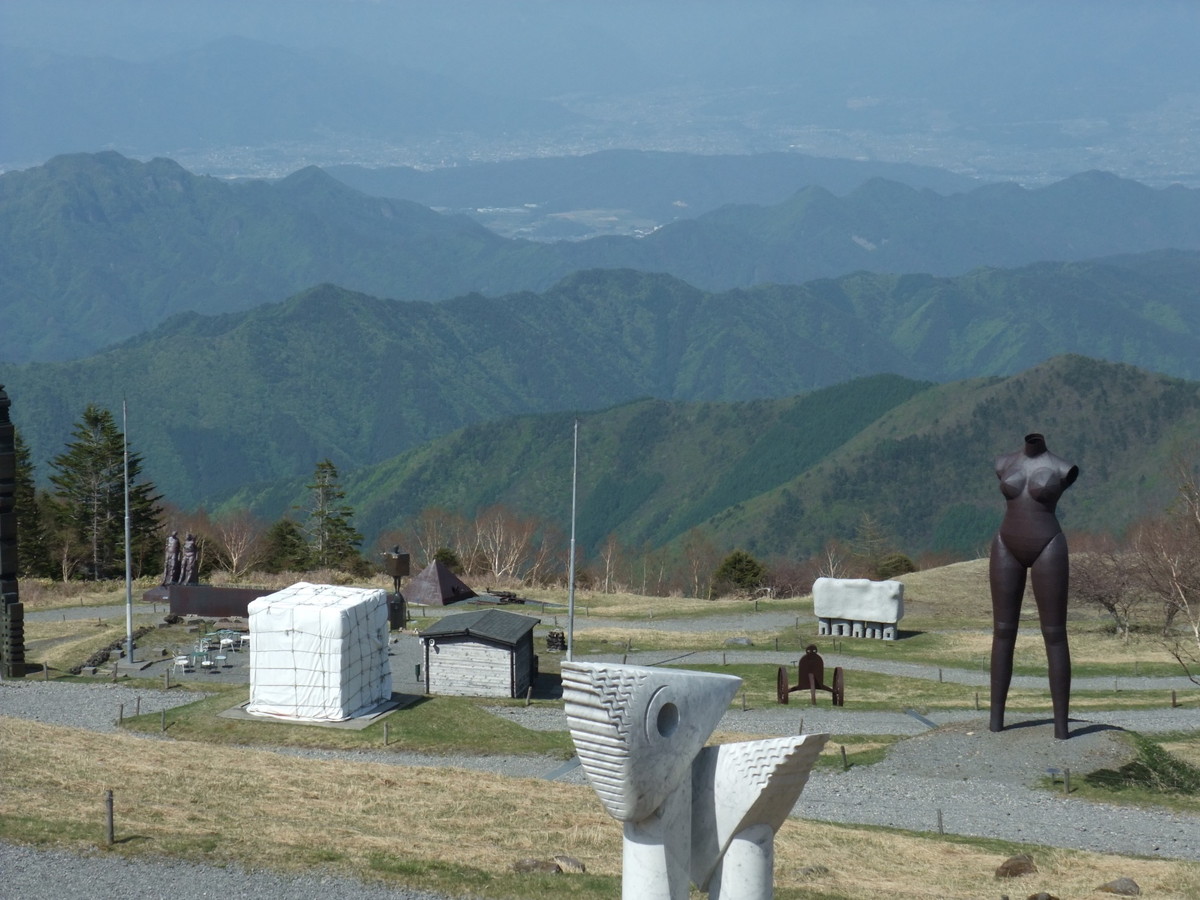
top-left (4, 255), bottom-right (1200, 512)
top-left (244, 356), bottom-right (1200, 562)
top-left (0, 151), bottom-right (565, 362)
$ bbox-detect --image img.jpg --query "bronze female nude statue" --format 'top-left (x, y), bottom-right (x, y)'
top-left (989, 433), bottom-right (1078, 740)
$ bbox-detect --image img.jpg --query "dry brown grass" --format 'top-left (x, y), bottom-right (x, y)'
top-left (570, 625), bottom-right (789, 650)
top-left (896, 559), bottom-right (991, 617)
top-left (2, 718), bottom-right (1196, 899)
top-left (22, 619), bottom-right (127, 673)
top-left (15, 578), bottom-right (130, 612)
top-left (521, 586), bottom-right (789, 619)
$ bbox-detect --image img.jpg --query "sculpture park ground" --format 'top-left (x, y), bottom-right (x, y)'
top-left (2, 559), bottom-right (1199, 900)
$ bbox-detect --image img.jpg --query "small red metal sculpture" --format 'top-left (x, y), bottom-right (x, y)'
top-left (777, 644), bottom-right (844, 706)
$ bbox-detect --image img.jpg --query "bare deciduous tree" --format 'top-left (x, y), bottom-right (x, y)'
top-left (212, 510), bottom-right (267, 580)
top-left (1130, 458), bottom-right (1200, 683)
top-left (681, 527), bottom-right (719, 599)
top-left (1070, 535), bottom-right (1146, 643)
top-left (473, 505), bottom-right (538, 581)
top-left (598, 533), bottom-right (624, 594)
top-left (817, 539), bottom-right (849, 579)
top-left (403, 508), bottom-right (468, 568)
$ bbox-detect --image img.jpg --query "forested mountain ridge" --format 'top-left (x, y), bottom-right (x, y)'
top-left (0, 151), bottom-right (563, 362)
top-left (5, 254), bottom-right (1200, 513)
top-left (239, 356), bottom-right (1200, 562)
top-left (5, 152), bottom-right (1200, 363)
top-left (560, 171), bottom-right (1200, 291)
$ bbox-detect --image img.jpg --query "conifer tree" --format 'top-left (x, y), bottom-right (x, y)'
top-left (303, 459), bottom-right (363, 571)
top-left (49, 405), bottom-right (163, 580)
top-left (13, 429), bottom-right (52, 578)
top-left (262, 518), bottom-right (309, 573)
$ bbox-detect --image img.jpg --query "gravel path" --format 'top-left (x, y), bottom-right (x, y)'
top-left (0, 841), bottom-right (450, 900)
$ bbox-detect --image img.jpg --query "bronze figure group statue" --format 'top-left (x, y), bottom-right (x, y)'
top-left (162, 530), bottom-right (200, 586)
top-left (989, 433), bottom-right (1078, 740)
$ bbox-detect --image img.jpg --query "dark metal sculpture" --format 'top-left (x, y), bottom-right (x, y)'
top-left (989, 433), bottom-right (1078, 739)
top-left (0, 385), bottom-right (25, 678)
top-left (180, 532), bottom-right (200, 585)
top-left (162, 530), bottom-right (181, 585)
top-left (777, 644), bottom-right (844, 706)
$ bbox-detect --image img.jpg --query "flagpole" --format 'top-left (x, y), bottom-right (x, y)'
top-left (123, 399), bottom-right (134, 663)
top-left (566, 419), bottom-right (578, 662)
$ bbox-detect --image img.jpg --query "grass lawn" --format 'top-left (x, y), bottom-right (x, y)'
top-left (3, 717), bottom-right (1199, 900)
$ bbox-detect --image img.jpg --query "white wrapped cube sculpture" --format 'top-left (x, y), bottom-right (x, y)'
top-left (246, 582), bottom-right (392, 721)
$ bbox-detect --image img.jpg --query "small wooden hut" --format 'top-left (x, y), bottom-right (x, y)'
top-left (418, 609), bottom-right (540, 698)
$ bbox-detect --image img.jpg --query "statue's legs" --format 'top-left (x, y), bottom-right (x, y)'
top-left (1031, 533), bottom-right (1072, 739)
top-left (988, 536), bottom-right (1025, 733)
top-left (622, 777), bottom-right (691, 900)
top-left (708, 823), bottom-right (774, 900)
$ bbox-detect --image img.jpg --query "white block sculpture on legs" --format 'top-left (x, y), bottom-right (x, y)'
top-left (562, 661), bottom-right (829, 900)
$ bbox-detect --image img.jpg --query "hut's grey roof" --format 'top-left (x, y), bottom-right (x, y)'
top-left (418, 609), bottom-right (540, 647)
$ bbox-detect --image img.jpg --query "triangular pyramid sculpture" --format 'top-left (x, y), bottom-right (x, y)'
top-left (690, 735), bottom-right (829, 893)
top-left (562, 661), bottom-right (741, 823)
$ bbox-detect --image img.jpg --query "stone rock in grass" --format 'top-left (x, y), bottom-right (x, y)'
top-left (1097, 877), bottom-right (1141, 896)
top-left (796, 864), bottom-right (831, 880)
top-left (511, 858), bottom-right (561, 874)
top-left (1025, 892), bottom-right (1059, 900)
top-left (552, 854), bottom-right (586, 873)
top-left (995, 854), bottom-right (1038, 878)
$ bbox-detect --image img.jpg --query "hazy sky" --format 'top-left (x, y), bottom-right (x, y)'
top-left (3, 1), bottom-right (1198, 182)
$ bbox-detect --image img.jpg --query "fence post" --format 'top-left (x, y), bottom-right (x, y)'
top-left (936, 809), bottom-right (944, 834)
top-left (104, 789), bottom-right (115, 847)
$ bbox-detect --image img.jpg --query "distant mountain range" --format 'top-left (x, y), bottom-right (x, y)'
top-left (4, 152), bottom-right (1200, 363)
top-left (5, 255), bottom-right (1200, 521)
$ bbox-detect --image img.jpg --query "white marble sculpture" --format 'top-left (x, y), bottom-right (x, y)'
top-left (812, 576), bottom-right (904, 640)
top-left (562, 661), bottom-right (829, 900)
